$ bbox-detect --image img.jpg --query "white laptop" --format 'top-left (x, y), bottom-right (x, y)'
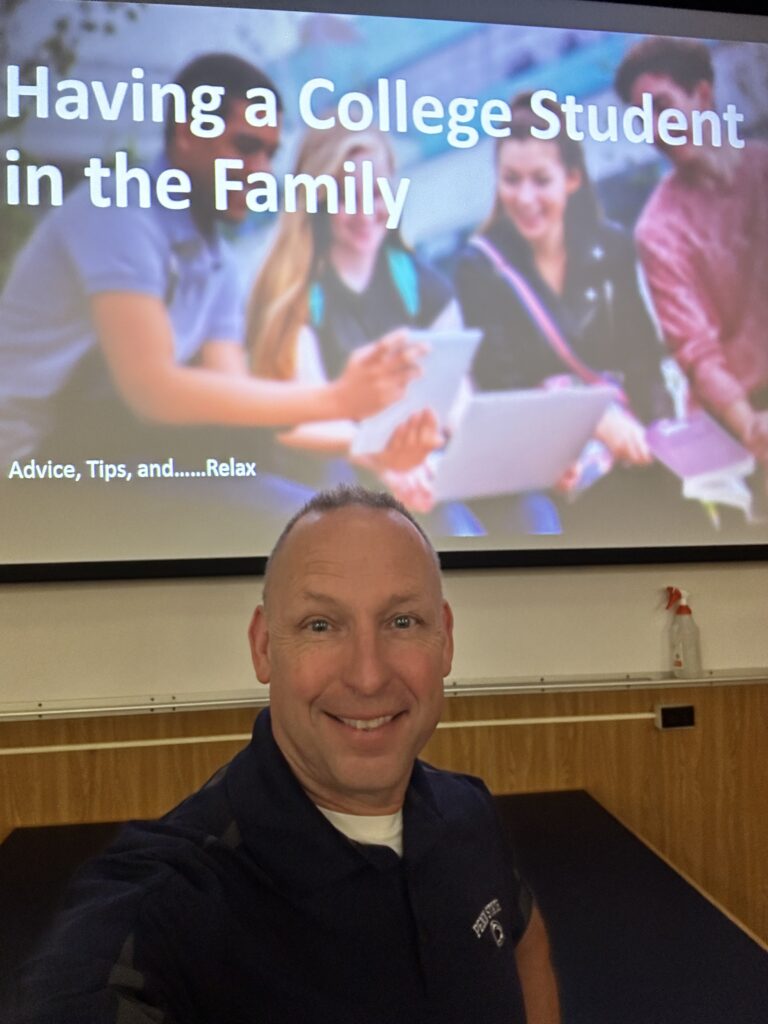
top-left (430, 387), bottom-right (616, 502)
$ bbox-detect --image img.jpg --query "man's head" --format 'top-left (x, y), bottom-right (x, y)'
top-left (615, 38), bottom-right (715, 166)
top-left (166, 53), bottom-right (282, 222)
top-left (249, 486), bottom-right (454, 815)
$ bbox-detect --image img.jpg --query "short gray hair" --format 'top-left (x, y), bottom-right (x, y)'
top-left (262, 485), bottom-right (441, 603)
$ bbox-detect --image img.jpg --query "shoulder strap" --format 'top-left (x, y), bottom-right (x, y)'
top-left (469, 235), bottom-right (627, 405)
top-left (386, 247), bottom-right (420, 319)
top-left (308, 280), bottom-right (324, 329)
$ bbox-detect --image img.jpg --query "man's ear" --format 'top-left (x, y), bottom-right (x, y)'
top-left (441, 600), bottom-right (455, 678)
top-left (248, 606), bottom-right (271, 684)
top-left (168, 120), bottom-right (197, 161)
top-left (693, 79), bottom-right (715, 110)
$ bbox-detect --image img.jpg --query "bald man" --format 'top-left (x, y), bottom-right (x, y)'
top-left (15, 486), bottom-right (559, 1024)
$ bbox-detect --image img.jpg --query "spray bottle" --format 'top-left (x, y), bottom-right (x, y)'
top-left (665, 587), bottom-right (703, 679)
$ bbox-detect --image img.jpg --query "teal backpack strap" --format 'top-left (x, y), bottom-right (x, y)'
top-left (386, 247), bottom-right (420, 320)
top-left (308, 280), bottom-right (324, 329)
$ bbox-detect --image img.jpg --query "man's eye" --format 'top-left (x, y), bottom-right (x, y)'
top-left (392, 615), bottom-right (414, 629)
top-left (308, 619), bottom-right (330, 633)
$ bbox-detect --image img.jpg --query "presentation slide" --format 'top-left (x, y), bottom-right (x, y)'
top-left (2, 0), bottom-right (768, 572)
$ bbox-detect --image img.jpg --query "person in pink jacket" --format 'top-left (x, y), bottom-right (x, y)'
top-left (615, 37), bottom-right (768, 495)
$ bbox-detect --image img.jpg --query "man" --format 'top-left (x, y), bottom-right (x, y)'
top-left (0, 54), bottom-right (415, 468)
top-left (14, 485), bottom-right (560, 1023)
top-left (614, 38), bottom-right (768, 477)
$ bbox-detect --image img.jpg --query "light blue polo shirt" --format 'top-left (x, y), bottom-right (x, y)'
top-left (0, 162), bottom-right (244, 464)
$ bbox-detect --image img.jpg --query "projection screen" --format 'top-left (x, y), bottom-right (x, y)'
top-left (2, 0), bottom-right (767, 577)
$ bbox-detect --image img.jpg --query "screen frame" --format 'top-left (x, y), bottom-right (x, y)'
top-left (3, 541), bottom-right (768, 585)
top-left (2, 0), bottom-right (767, 582)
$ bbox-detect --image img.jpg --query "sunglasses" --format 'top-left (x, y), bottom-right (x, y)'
top-left (230, 134), bottom-right (279, 159)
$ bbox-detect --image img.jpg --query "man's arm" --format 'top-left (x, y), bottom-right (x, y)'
top-left (515, 903), bottom-right (561, 1024)
top-left (637, 232), bottom-right (768, 467)
top-left (90, 293), bottom-right (419, 427)
top-left (636, 223), bottom-right (748, 423)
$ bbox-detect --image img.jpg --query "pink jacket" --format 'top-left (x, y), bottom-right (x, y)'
top-left (636, 142), bottom-right (768, 417)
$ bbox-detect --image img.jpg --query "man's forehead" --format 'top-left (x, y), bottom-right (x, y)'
top-left (633, 71), bottom-right (692, 95)
top-left (286, 557), bottom-right (427, 596)
top-left (267, 506), bottom-right (440, 598)
top-left (284, 503), bottom-right (430, 561)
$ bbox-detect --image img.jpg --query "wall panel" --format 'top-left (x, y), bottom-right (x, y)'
top-left (1, 683), bottom-right (766, 942)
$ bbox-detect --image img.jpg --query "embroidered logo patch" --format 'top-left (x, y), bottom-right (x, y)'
top-left (472, 898), bottom-right (504, 947)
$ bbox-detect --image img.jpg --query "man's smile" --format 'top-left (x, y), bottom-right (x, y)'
top-left (328, 712), bottom-right (403, 732)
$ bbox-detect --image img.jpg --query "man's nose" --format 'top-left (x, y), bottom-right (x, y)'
top-left (342, 628), bottom-right (390, 695)
top-left (244, 153), bottom-right (272, 175)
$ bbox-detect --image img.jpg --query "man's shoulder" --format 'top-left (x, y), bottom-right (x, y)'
top-left (744, 138), bottom-right (768, 162)
top-left (78, 761), bottom-right (239, 886)
top-left (14, 779), bottom-right (243, 1022)
top-left (30, 766), bottom-right (241, 960)
top-left (739, 140), bottom-right (768, 189)
top-left (52, 168), bottom-right (217, 261)
top-left (415, 760), bottom-right (495, 818)
top-left (635, 173), bottom-right (680, 238)
top-left (53, 179), bottom-right (159, 229)
top-left (11, 182), bottom-right (161, 263)
top-left (417, 759), bottom-right (489, 790)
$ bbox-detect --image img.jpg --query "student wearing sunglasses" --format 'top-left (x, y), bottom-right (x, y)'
top-left (0, 54), bottom-right (420, 478)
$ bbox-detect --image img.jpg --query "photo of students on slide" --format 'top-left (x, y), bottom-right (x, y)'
top-left (0, 55), bottom-right (420, 471)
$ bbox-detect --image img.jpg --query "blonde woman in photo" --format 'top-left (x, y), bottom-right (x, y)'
top-left (248, 123), bottom-right (462, 492)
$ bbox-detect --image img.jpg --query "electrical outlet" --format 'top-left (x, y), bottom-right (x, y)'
top-left (655, 705), bottom-right (695, 730)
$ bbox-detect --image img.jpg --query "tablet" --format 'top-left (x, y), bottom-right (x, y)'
top-left (350, 328), bottom-right (482, 456)
top-left (431, 387), bottom-right (616, 502)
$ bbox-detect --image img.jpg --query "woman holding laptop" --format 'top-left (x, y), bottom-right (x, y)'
top-left (453, 93), bottom-right (706, 539)
top-left (455, 93), bottom-right (665, 460)
top-left (247, 124), bottom-right (464, 497)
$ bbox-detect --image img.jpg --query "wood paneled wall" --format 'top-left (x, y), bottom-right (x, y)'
top-left (1, 682), bottom-right (766, 942)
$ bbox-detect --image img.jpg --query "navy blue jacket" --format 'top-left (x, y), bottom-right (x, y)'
top-left (15, 711), bottom-right (531, 1023)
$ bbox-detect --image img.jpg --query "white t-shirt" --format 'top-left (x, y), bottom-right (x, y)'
top-left (317, 806), bottom-right (403, 856)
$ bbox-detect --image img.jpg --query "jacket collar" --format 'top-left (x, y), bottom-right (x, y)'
top-left (224, 710), bottom-right (447, 891)
top-left (151, 154), bottom-right (224, 259)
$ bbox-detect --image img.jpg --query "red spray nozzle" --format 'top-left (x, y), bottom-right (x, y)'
top-left (666, 587), bottom-right (693, 613)
top-left (666, 586), bottom-right (682, 610)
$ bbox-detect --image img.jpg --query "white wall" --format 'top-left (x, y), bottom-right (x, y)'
top-left (2, 561), bottom-right (766, 713)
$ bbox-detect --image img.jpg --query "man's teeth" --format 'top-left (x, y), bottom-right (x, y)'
top-left (337, 715), bottom-right (394, 731)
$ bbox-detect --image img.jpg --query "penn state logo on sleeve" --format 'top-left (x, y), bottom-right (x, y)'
top-left (471, 898), bottom-right (505, 948)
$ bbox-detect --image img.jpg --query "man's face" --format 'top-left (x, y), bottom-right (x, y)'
top-left (630, 72), bottom-right (714, 167)
top-left (249, 506), bottom-right (454, 815)
top-left (172, 97), bottom-right (280, 222)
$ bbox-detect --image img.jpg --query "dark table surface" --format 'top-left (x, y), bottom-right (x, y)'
top-left (2, 790), bottom-right (767, 1022)
top-left (496, 791), bottom-right (768, 1024)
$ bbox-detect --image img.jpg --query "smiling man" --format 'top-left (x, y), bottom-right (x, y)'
top-left (249, 489), bottom-right (452, 819)
top-left (14, 485), bottom-right (559, 1024)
